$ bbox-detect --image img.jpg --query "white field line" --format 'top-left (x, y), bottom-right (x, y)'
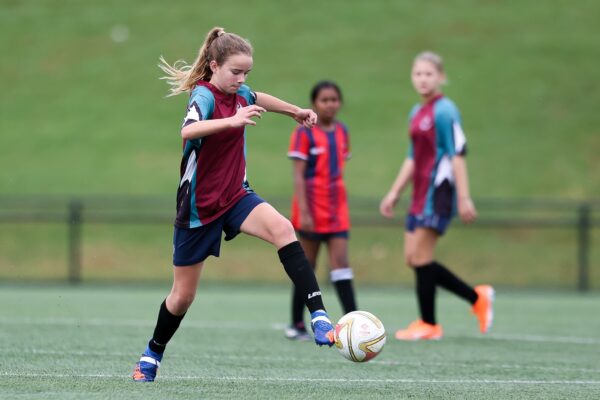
top-left (0, 371), bottom-right (599, 385)
top-left (2, 317), bottom-right (600, 345)
top-left (473, 333), bottom-right (600, 345)
top-left (3, 348), bottom-right (600, 374)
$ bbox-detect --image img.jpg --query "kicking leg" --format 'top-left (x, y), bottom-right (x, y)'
top-left (240, 202), bottom-right (334, 346)
top-left (287, 236), bottom-right (320, 340)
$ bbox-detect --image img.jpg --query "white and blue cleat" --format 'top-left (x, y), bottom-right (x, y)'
top-left (132, 347), bottom-right (162, 382)
top-left (310, 310), bottom-right (335, 347)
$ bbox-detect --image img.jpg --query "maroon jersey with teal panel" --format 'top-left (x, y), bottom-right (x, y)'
top-left (175, 81), bottom-right (256, 228)
top-left (408, 94), bottom-right (467, 217)
top-left (287, 122), bottom-right (351, 233)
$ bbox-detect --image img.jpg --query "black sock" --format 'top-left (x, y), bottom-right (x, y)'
top-left (148, 300), bottom-right (186, 354)
top-left (291, 284), bottom-right (306, 329)
top-left (433, 261), bottom-right (478, 305)
top-left (278, 241), bottom-right (326, 314)
top-left (331, 268), bottom-right (357, 314)
top-left (414, 263), bottom-right (437, 325)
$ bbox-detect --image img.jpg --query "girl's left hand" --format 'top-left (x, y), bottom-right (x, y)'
top-left (294, 109), bottom-right (318, 128)
top-left (458, 197), bottom-right (478, 224)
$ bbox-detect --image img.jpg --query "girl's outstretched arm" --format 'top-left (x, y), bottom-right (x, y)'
top-left (180, 105), bottom-right (266, 140)
top-left (255, 92), bottom-right (317, 128)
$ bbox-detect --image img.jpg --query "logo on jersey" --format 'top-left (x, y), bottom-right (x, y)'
top-left (309, 147), bottom-right (326, 155)
top-left (419, 116), bottom-right (433, 131)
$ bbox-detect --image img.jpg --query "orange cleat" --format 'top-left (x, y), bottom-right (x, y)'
top-left (395, 319), bottom-right (443, 341)
top-left (472, 285), bottom-right (495, 333)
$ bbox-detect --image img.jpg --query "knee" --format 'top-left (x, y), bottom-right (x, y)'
top-left (168, 290), bottom-right (196, 314)
top-left (269, 218), bottom-right (296, 245)
top-left (330, 255), bottom-right (349, 269)
top-left (404, 252), bottom-right (416, 268)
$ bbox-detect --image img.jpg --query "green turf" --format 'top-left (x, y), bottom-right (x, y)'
top-left (1, 284), bottom-right (599, 399)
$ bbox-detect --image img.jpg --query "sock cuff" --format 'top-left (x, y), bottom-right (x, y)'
top-left (412, 261), bottom-right (436, 269)
top-left (310, 310), bottom-right (330, 324)
top-left (277, 241), bottom-right (304, 261)
top-left (145, 343), bottom-right (164, 360)
top-left (161, 300), bottom-right (186, 321)
top-left (330, 267), bottom-right (353, 282)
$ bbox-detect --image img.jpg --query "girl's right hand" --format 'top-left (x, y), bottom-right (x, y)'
top-left (230, 105), bottom-right (266, 128)
top-left (299, 211), bottom-right (314, 232)
top-left (379, 192), bottom-right (399, 219)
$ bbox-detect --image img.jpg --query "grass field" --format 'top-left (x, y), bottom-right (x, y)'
top-left (1, 284), bottom-right (599, 399)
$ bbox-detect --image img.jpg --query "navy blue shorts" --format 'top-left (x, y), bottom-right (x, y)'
top-left (405, 214), bottom-right (452, 236)
top-left (297, 230), bottom-right (349, 242)
top-left (173, 193), bottom-right (265, 266)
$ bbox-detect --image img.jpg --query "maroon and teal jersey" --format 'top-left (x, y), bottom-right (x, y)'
top-left (408, 94), bottom-right (467, 217)
top-left (175, 81), bottom-right (256, 228)
top-left (287, 122), bottom-right (351, 233)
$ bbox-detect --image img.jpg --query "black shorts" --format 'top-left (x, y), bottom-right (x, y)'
top-left (173, 193), bottom-right (265, 266)
top-left (297, 230), bottom-right (349, 242)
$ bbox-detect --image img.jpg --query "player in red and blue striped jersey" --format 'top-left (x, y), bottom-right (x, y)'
top-left (380, 52), bottom-right (494, 341)
top-left (285, 81), bottom-right (357, 340)
top-left (132, 27), bottom-right (335, 382)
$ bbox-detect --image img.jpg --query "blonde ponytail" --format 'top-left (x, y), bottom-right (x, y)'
top-left (159, 27), bottom-right (253, 97)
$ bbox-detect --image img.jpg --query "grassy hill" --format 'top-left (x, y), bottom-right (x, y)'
top-left (1, 0), bottom-right (599, 287)
top-left (1, 0), bottom-right (599, 198)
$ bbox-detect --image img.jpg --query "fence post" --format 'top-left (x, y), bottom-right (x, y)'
top-left (68, 200), bottom-right (83, 284)
top-left (577, 203), bottom-right (590, 292)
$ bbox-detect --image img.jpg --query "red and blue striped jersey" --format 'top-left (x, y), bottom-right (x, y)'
top-left (287, 122), bottom-right (351, 233)
top-left (174, 81), bottom-right (256, 228)
top-left (408, 94), bottom-right (467, 217)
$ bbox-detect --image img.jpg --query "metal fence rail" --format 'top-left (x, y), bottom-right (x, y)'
top-left (0, 195), bottom-right (598, 290)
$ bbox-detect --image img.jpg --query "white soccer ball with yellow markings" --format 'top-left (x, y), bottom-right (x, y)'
top-left (334, 311), bottom-right (386, 362)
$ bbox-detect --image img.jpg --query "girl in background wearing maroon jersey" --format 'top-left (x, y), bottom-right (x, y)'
top-left (380, 52), bottom-right (494, 341)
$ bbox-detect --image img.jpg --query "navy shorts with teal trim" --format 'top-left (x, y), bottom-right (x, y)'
top-left (173, 193), bottom-right (265, 266)
top-left (405, 214), bottom-right (452, 235)
top-left (297, 230), bottom-right (349, 242)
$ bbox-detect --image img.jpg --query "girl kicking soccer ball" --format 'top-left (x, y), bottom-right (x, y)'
top-left (285, 81), bottom-right (357, 341)
top-left (132, 27), bottom-right (335, 382)
top-left (379, 51), bottom-right (494, 341)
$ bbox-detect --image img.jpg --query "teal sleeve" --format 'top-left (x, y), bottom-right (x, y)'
top-left (183, 86), bottom-right (214, 126)
top-left (435, 109), bottom-right (456, 157)
top-left (434, 100), bottom-right (466, 157)
top-left (407, 143), bottom-right (414, 159)
top-left (237, 84), bottom-right (257, 106)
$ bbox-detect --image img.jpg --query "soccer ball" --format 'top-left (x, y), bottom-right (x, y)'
top-left (334, 311), bottom-right (386, 362)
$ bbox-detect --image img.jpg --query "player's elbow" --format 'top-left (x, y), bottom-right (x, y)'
top-left (180, 127), bottom-right (193, 140)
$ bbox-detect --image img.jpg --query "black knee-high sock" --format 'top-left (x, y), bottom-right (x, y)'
top-left (278, 241), bottom-right (326, 314)
top-left (291, 285), bottom-right (306, 328)
top-left (433, 261), bottom-right (478, 305)
top-left (331, 268), bottom-right (357, 314)
top-left (148, 300), bottom-right (186, 354)
top-left (414, 263), bottom-right (437, 325)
